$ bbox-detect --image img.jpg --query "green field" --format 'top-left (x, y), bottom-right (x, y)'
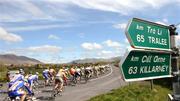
top-left (88, 82), bottom-right (171, 101)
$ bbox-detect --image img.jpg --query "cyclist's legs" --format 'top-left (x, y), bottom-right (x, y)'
top-left (71, 74), bottom-right (75, 81)
top-left (86, 70), bottom-right (90, 78)
top-left (49, 73), bottom-right (54, 82)
top-left (43, 73), bottom-right (49, 85)
top-left (55, 77), bottom-right (63, 91)
top-left (21, 92), bottom-right (26, 101)
top-left (43, 73), bottom-right (46, 83)
top-left (28, 80), bottom-right (33, 91)
top-left (54, 78), bottom-right (60, 90)
top-left (63, 76), bottom-right (67, 86)
top-left (59, 78), bottom-right (64, 92)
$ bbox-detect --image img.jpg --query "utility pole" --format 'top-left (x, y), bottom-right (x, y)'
top-left (169, 24), bottom-right (180, 101)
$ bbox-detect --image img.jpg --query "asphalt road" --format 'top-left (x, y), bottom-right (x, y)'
top-left (0, 65), bottom-right (126, 101)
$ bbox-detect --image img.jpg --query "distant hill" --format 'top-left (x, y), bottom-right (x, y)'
top-left (0, 54), bottom-right (42, 65)
top-left (70, 56), bottom-right (121, 64)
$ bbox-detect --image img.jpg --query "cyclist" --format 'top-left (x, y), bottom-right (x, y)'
top-left (54, 69), bottom-right (66, 93)
top-left (9, 71), bottom-right (24, 87)
top-left (93, 66), bottom-right (98, 78)
top-left (8, 80), bottom-right (34, 101)
top-left (42, 68), bottom-right (50, 86)
top-left (28, 72), bottom-right (39, 91)
top-left (63, 68), bottom-right (68, 86)
top-left (75, 67), bottom-right (81, 81)
top-left (49, 68), bottom-right (56, 82)
top-left (69, 67), bottom-right (76, 82)
top-left (85, 66), bottom-right (92, 79)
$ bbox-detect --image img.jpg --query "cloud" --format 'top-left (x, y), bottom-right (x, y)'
top-left (68, 0), bottom-right (173, 15)
top-left (113, 23), bottom-right (127, 30)
top-left (0, 0), bottom-right (175, 23)
top-left (0, 0), bottom-right (76, 23)
top-left (0, 0), bottom-right (49, 22)
top-left (162, 18), bottom-right (168, 23)
top-left (97, 50), bottom-right (125, 58)
top-left (0, 27), bottom-right (23, 43)
top-left (97, 50), bottom-right (113, 58)
top-left (101, 50), bottom-right (112, 54)
top-left (81, 42), bottom-right (102, 50)
top-left (103, 40), bottom-right (121, 48)
top-left (124, 39), bottom-right (129, 44)
top-left (27, 45), bottom-right (61, 53)
top-left (48, 34), bottom-right (60, 40)
top-left (155, 21), bottom-right (167, 25)
top-left (176, 35), bottom-right (180, 46)
top-left (155, 18), bottom-right (169, 26)
top-left (3, 45), bottom-right (62, 63)
top-left (7, 24), bottom-right (72, 32)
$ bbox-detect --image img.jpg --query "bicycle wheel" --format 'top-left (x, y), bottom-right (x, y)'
top-left (83, 74), bottom-right (88, 84)
top-left (51, 89), bottom-right (57, 98)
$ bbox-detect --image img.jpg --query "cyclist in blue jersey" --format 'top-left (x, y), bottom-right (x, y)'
top-left (8, 80), bottom-right (34, 101)
top-left (43, 69), bottom-right (50, 86)
top-left (28, 72), bottom-right (39, 91)
top-left (9, 72), bottom-right (24, 88)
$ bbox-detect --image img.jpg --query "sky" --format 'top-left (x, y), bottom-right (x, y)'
top-left (0, 0), bottom-right (180, 63)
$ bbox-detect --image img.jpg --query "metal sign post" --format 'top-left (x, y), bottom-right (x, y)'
top-left (169, 25), bottom-right (180, 101)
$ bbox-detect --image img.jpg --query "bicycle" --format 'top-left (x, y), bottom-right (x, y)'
top-left (68, 75), bottom-right (77, 86)
top-left (51, 76), bottom-right (65, 98)
top-left (51, 88), bottom-right (62, 98)
top-left (80, 71), bottom-right (90, 84)
top-left (51, 83), bottom-right (63, 98)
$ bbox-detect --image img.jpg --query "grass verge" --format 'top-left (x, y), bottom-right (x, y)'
top-left (88, 82), bottom-right (171, 101)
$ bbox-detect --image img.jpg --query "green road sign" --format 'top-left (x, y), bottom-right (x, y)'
top-left (120, 49), bottom-right (171, 82)
top-left (126, 18), bottom-right (170, 50)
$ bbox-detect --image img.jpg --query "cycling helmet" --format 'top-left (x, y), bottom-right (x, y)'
top-left (36, 72), bottom-right (39, 75)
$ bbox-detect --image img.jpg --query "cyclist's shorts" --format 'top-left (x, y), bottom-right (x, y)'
top-left (43, 73), bottom-right (49, 80)
top-left (85, 70), bottom-right (90, 75)
top-left (55, 76), bottom-right (63, 84)
top-left (28, 79), bottom-right (33, 86)
top-left (8, 90), bottom-right (25, 97)
top-left (75, 72), bottom-right (80, 78)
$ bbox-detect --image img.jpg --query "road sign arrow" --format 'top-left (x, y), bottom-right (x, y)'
top-left (126, 18), bottom-right (170, 50)
top-left (120, 49), bottom-right (171, 82)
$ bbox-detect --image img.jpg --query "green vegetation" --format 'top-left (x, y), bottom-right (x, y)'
top-left (0, 63), bottom-right (8, 82)
top-left (88, 82), bottom-right (171, 101)
top-left (0, 62), bottom-right (111, 82)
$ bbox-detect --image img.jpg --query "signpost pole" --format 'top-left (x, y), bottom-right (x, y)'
top-left (150, 80), bottom-right (153, 90)
top-left (170, 25), bottom-right (180, 101)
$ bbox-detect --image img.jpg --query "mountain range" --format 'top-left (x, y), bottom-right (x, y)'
top-left (70, 56), bottom-right (121, 64)
top-left (0, 54), bottom-right (121, 65)
top-left (0, 54), bottom-right (42, 65)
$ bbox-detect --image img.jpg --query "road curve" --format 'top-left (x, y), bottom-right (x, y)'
top-left (48, 65), bottom-right (126, 101)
